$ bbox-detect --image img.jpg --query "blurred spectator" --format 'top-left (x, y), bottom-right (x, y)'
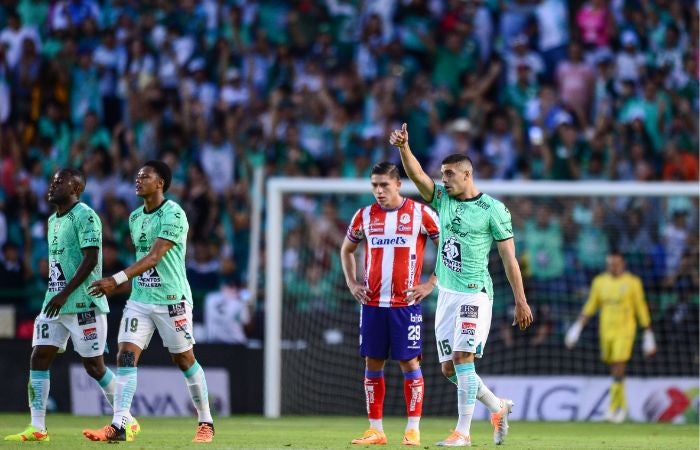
top-left (203, 272), bottom-right (253, 344)
top-left (0, 0), bottom-right (695, 356)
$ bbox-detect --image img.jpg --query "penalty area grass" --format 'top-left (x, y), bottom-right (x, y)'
top-left (0, 413), bottom-right (697, 449)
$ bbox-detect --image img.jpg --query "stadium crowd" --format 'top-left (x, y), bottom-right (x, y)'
top-left (0, 0), bottom-right (697, 353)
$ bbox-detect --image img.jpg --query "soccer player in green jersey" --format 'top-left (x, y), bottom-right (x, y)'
top-left (390, 124), bottom-right (533, 447)
top-left (4, 168), bottom-right (140, 442)
top-left (82, 161), bottom-right (214, 443)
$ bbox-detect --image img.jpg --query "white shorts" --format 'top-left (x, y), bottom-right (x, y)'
top-left (434, 290), bottom-right (492, 363)
top-left (118, 300), bottom-right (195, 354)
top-left (32, 310), bottom-right (107, 358)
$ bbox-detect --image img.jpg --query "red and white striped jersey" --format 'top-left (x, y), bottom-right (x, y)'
top-left (346, 198), bottom-right (440, 307)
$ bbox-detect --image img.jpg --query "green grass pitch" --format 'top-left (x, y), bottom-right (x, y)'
top-left (1, 414), bottom-right (697, 449)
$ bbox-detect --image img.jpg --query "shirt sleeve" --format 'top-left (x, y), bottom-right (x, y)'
top-left (420, 205), bottom-right (440, 240)
top-left (158, 207), bottom-right (188, 243)
top-left (430, 184), bottom-right (447, 211)
top-left (582, 277), bottom-right (601, 317)
top-left (489, 200), bottom-right (514, 241)
top-left (345, 208), bottom-right (365, 243)
top-left (78, 209), bottom-right (102, 249)
top-left (632, 276), bottom-right (651, 329)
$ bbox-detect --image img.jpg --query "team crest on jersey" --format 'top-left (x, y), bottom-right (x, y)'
top-left (442, 236), bottom-right (462, 272)
top-left (399, 213), bottom-right (411, 224)
top-left (48, 260), bottom-right (67, 292)
top-left (436, 189), bottom-right (442, 199)
top-left (78, 311), bottom-right (97, 325)
top-left (82, 327), bottom-right (98, 341)
top-left (137, 267), bottom-right (162, 288)
top-left (460, 305), bottom-right (479, 318)
top-left (168, 302), bottom-right (187, 317)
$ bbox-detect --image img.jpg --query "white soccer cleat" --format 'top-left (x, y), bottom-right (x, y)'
top-left (436, 430), bottom-right (470, 447)
top-left (611, 408), bottom-right (627, 424)
top-left (491, 398), bottom-right (514, 445)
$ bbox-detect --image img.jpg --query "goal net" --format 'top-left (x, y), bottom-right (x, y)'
top-left (264, 179), bottom-right (699, 417)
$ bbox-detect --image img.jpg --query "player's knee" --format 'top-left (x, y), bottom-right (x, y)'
top-left (29, 348), bottom-right (52, 370)
top-left (441, 363), bottom-right (455, 379)
top-left (82, 358), bottom-right (105, 379)
top-left (170, 352), bottom-right (195, 370)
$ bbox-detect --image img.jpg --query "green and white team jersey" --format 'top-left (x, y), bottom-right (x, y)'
top-left (44, 202), bottom-right (109, 314)
top-left (430, 184), bottom-right (514, 299)
top-left (128, 199), bottom-right (192, 306)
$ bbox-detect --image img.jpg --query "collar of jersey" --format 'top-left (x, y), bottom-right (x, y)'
top-left (143, 199), bottom-right (168, 215)
top-left (55, 201), bottom-right (80, 218)
top-left (455, 192), bottom-right (483, 202)
top-left (377, 197), bottom-right (407, 212)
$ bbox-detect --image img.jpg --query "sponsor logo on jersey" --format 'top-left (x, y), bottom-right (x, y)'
top-left (370, 235), bottom-right (409, 246)
top-left (48, 260), bottom-right (67, 292)
top-left (82, 236), bottom-right (99, 244)
top-left (408, 254), bottom-right (417, 286)
top-left (82, 327), bottom-right (98, 341)
top-left (77, 310), bottom-right (97, 325)
top-left (460, 305), bottom-right (479, 318)
top-left (447, 216), bottom-right (469, 237)
top-left (475, 200), bottom-right (490, 210)
top-left (441, 236), bottom-right (462, 272)
top-left (467, 283), bottom-right (479, 289)
top-left (168, 302), bottom-right (187, 317)
top-left (137, 267), bottom-right (162, 288)
top-left (368, 218), bottom-right (385, 234)
top-left (50, 248), bottom-right (65, 255)
top-left (174, 318), bottom-right (188, 332)
top-left (461, 321), bottom-right (477, 335)
top-left (410, 313), bottom-right (423, 323)
top-left (397, 224), bottom-right (413, 232)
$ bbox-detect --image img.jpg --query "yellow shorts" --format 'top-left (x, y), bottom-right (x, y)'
top-left (600, 334), bottom-right (634, 364)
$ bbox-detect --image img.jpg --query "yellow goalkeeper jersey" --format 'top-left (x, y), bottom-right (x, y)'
top-left (583, 271), bottom-right (651, 338)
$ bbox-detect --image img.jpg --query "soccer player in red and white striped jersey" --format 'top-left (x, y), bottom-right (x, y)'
top-left (341, 162), bottom-right (439, 446)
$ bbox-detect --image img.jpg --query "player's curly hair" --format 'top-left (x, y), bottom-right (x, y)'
top-left (143, 160), bottom-right (172, 193)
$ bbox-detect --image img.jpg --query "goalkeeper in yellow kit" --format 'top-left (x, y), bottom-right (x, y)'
top-left (565, 251), bottom-right (657, 423)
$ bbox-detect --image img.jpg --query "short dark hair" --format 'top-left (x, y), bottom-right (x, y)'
top-left (143, 160), bottom-right (172, 192)
top-left (370, 162), bottom-right (400, 180)
top-left (60, 167), bottom-right (86, 193)
top-left (608, 250), bottom-right (624, 259)
top-left (442, 154), bottom-right (473, 167)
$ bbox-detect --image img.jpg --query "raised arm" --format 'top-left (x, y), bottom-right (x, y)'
top-left (389, 123), bottom-right (434, 202)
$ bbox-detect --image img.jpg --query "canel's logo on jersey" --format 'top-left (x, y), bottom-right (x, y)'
top-left (370, 235), bottom-right (408, 247)
top-left (442, 236), bottom-right (462, 272)
top-left (137, 267), bottom-right (162, 288)
top-left (48, 260), bottom-right (67, 292)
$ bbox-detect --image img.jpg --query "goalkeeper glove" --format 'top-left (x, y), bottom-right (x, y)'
top-left (643, 328), bottom-right (657, 357)
top-left (564, 320), bottom-right (583, 349)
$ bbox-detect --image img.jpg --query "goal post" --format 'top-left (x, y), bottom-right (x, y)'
top-left (264, 178), bottom-right (698, 418)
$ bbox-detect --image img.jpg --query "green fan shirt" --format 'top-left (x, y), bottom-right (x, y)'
top-left (44, 202), bottom-right (109, 314)
top-left (128, 200), bottom-right (192, 306)
top-left (430, 184), bottom-right (514, 299)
